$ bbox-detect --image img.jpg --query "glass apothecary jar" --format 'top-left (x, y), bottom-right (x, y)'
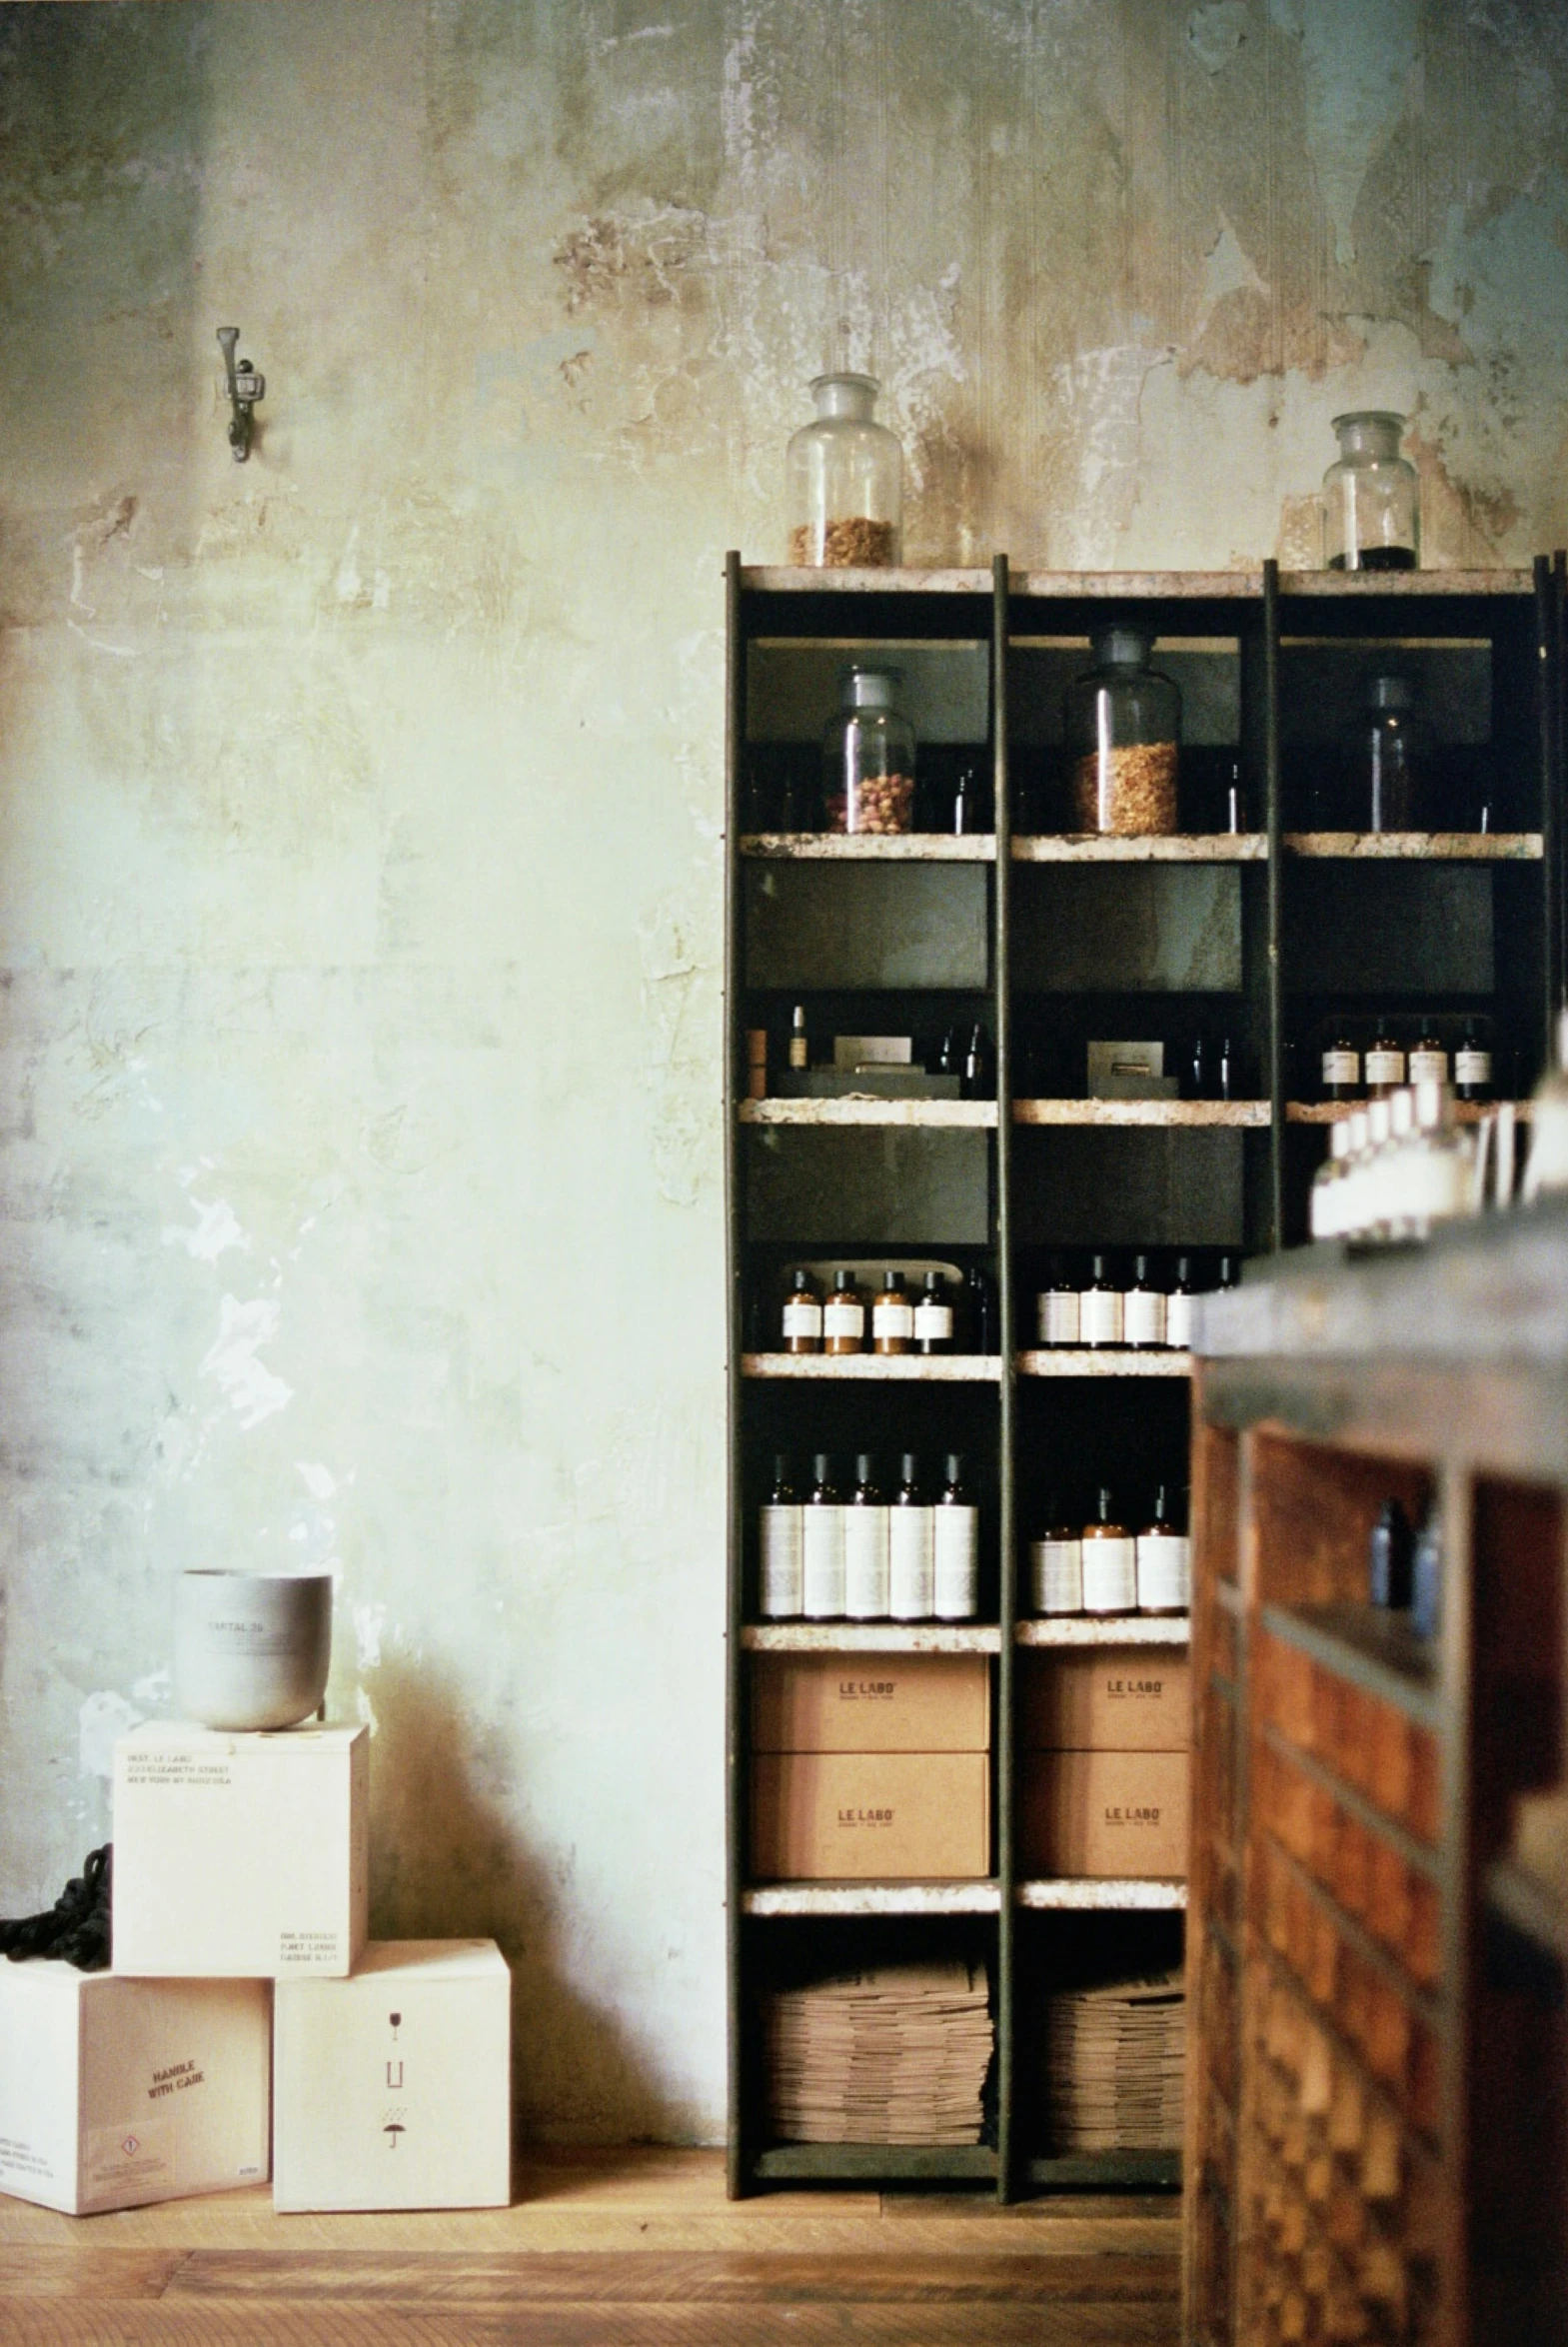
top-left (787, 374), bottom-right (902, 568)
top-left (1323, 411), bottom-right (1419, 572)
top-left (1063, 625), bottom-right (1180, 836)
top-left (1357, 672), bottom-right (1433, 831)
top-left (823, 667), bottom-right (915, 835)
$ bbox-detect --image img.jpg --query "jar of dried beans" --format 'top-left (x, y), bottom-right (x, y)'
top-left (1063, 625), bottom-right (1180, 836)
top-left (823, 667), bottom-right (916, 835)
top-left (786, 374), bottom-right (902, 568)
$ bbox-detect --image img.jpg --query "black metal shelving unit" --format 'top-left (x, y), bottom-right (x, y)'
top-left (725, 555), bottom-right (1564, 2202)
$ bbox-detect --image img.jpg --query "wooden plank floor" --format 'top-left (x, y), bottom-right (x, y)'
top-left (0, 2148), bottom-right (1180, 2344)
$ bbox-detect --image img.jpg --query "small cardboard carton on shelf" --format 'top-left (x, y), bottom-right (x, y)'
top-left (0, 1961), bottom-right (271, 2215)
top-left (1020, 1749), bottom-right (1190, 1879)
top-left (752, 1656), bottom-right (992, 1880)
top-left (273, 1940), bottom-right (511, 2212)
top-left (112, 1721), bottom-right (369, 1979)
top-left (752, 1653), bottom-right (991, 1754)
top-left (1021, 1649), bottom-right (1191, 1754)
top-left (752, 1751), bottom-right (990, 1880)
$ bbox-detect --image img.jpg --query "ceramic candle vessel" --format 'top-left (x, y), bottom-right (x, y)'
top-left (174, 1570), bottom-right (333, 1731)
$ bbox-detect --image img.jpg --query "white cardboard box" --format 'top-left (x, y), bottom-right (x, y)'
top-left (113, 1721), bottom-right (368, 1978)
top-left (274, 1940), bottom-right (511, 2211)
top-left (0, 1961), bottom-right (271, 2215)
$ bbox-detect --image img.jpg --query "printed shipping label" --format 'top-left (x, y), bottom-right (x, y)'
top-left (86, 2115), bottom-right (174, 2192)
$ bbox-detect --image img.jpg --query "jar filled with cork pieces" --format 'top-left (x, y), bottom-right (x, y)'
top-left (823, 667), bottom-right (916, 836)
top-left (786, 373), bottom-right (902, 569)
top-left (1063, 624), bottom-right (1181, 837)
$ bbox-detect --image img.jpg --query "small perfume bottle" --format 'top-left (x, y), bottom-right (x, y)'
top-left (1081, 1487), bottom-right (1137, 1615)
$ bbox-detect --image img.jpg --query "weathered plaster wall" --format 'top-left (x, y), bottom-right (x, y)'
top-left (0, 0), bottom-right (1564, 2142)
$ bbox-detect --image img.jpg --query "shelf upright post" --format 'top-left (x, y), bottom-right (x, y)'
top-left (1536, 556), bottom-right (1562, 1057)
top-left (1554, 552), bottom-right (1567, 1028)
top-left (991, 554), bottom-right (1018, 2201)
top-left (1262, 560), bottom-right (1284, 1251)
top-left (723, 551), bottom-right (748, 2197)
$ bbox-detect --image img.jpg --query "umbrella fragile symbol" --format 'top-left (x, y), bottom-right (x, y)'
top-left (383, 2107), bottom-right (408, 2150)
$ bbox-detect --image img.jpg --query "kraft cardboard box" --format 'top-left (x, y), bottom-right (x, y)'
top-left (273, 1941), bottom-right (511, 2211)
top-left (113, 1722), bottom-right (368, 1978)
top-left (1021, 1750), bottom-right (1190, 1879)
top-left (752, 1654), bottom-right (991, 1754)
top-left (0, 1962), bottom-right (270, 2215)
top-left (1021, 1650), bottom-right (1190, 1753)
top-left (752, 1751), bottom-right (990, 1879)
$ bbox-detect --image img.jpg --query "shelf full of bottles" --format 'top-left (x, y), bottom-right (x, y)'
top-left (724, 553), bottom-right (1567, 2204)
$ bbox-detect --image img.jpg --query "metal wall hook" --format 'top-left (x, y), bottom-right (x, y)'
top-left (217, 326), bottom-right (265, 462)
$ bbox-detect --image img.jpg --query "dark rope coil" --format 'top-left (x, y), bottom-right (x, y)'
top-left (0, 1845), bottom-right (112, 1970)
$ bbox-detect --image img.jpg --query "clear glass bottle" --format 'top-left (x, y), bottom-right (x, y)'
top-left (822, 668), bottom-right (916, 836)
top-left (844, 1452), bottom-right (890, 1621)
top-left (1310, 1122), bottom-right (1352, 1241)
top-left (933, 1452), bottom-right (979, 1621)
top-left (1063, 625), bottom-right (1181, 836)
top-left (760, 1454), bottom-right (803, 1619)
top-left (781, 1268), bottom-right (821, 1355)
top-left (1360, 674), bottom-right (1433, 832)
top-left (1322, 411), bottom-right (1419, 572)
top-left (786, 373), bottom-right (902, 569)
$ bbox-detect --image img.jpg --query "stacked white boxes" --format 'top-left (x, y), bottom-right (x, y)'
top-left (0, 1717), bottom-right (511, 2216)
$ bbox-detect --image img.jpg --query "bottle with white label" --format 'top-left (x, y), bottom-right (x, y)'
top-left (822, 1270), bottom-right (865, 1355)
top-left (933, 1452), bottom-right (979, 1620)
top-left (1029, 1495), bottom-right (1083, 1615)
top-left (1321, 1031), bottom-right (1361, 1103)
top-left (1136, 1484), bottom-right (1190, 1614)
top-left (844, 1452), bottom-right (890, 1619)
top-left (1165, 1256), bottom-right (1196, 1351)
top-left (802, 1453), bottom-right (845, 1618)
top-left (1408, 1021), bottom-right (1448, 1089)
top-left (1365, 1026), bottom-right (1406, 1098)
top-left (781, 1268), bottom-right (822, 1354)
top-left (889, 1452), bottom-right (935, 1620)
top-left (760, 1453), bottom-right (803, 1618)
top-left (913, 1270), bottom-right (953, 1354)
top-left (1079, 1255), bottom-right (1124, 1348)
top-left (1123, 1254), bottom-right (1166, 1348)
top-left (1036, 1256), bottom-right (1080, 1348)
top-left (1455, 1017), bottom-right (1493, 1104)
top-left (788, 1004), bottom-right (809, 1071)
top-left (1081, 1486), bottom-right (1137, 1615)
top-left (871, 1270), bottom-right (914, 1355)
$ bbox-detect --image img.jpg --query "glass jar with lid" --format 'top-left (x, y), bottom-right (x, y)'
top-left (823, 667), bottom-right (916, 835)
top-left (787, 374), bottom-right (902, 568)
top-left (1063, 624), bottom-right (1180, 836)
top-left (1357, 672), bottom-right (1433, 831)
top-left (1323, 411), bottom-right (1419, 572)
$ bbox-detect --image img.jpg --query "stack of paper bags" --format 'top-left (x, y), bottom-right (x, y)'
top-left (765, 1960), bottom-right (992, 2145)
top-left (1037, 1968), bottom-right (1185, 2152)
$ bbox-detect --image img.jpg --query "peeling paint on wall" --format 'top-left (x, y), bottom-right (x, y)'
top-left (1, 0), bottom-right (1567, 2146)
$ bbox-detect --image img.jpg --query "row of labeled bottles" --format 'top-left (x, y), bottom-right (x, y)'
top-left (782, 1268), bottom-right (994, 1354)
top-left (761, 1453), bottom-right (978, 1621)
top-left (1319, 1017), bottom-right (1492, 1104)
top-left (1034, 1254), bottom-right (1239, 1349)
top-left (1028, 1487), bottom-right (1191, 1616)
